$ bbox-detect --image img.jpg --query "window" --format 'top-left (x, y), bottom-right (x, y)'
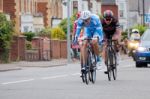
top-left (120, 24), bottom-right (124, 30)
top-left (119, 3), bottom-right (125, 18)
top-left (73, 1), bottom-right (78, 14)
top-left (24, 26), bottom-right (29, 32)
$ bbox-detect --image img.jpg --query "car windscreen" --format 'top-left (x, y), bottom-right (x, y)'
top-left (141, 29), bottom-right (150, 41)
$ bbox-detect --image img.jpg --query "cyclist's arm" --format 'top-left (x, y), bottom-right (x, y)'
top-left (75, 26), bottom-right (82, 38)
top-left (94, 20), bottom-right (104, 42)
top-left (75, 20), bottom-right (83, 38)
top-left (113, 20), bottom-right (122, 40)
top-left (115, 21), bottom-right (121, 37)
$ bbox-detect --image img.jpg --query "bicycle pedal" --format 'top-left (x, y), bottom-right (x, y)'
top-left (80, 75), bottom-right (83, 77)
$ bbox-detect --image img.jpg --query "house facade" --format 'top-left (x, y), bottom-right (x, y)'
top-left (0, 0), bottom-right (63, 33)
top-left (116, 0), bottom-right (128, 31)
top-left (62, 0), bottom-right (101, 19)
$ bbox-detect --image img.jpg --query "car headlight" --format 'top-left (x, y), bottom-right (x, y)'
top-left (137, 47), bottom-right (147, 52)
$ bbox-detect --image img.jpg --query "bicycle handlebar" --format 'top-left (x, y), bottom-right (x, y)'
top-left (78, 37), bottom-right (98, 41)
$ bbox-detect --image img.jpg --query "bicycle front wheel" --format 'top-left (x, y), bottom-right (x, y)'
top-left (91, 54), bottom-right (97, 83)
top-left (85, 69), bottom-right (90, 85)
top-left (112, 51), bottom-right (117, 80)
top-left (105, 48), bottom-right (112, 81)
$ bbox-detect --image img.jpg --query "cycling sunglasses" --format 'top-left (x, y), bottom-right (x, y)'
top-left (105, 18), bottom-right (112, 21)
top-left (132, 31), bottom-right (139, 33)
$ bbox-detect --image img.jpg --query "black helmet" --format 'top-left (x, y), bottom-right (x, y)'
top-left (103, 10), bottom-right (114, 18)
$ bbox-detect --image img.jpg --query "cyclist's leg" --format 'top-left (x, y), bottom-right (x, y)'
top-left (101, 39), bottom-right (109, 73)
top-left (92, 33), bottom-right (103, 69)
top-left (79, 28), bottom-right (89, 70)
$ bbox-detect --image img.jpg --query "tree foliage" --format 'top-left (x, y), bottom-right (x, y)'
top-left (0, 13), bottom-right (14, 62)
top-left (132, 24), bottom-right (147, 35)
top-left (58, 13), bottom-right (76, 34)
top-left (121, 24), bottom-right (147, 40)
top-left (23, 31), bottom-right (35, 41)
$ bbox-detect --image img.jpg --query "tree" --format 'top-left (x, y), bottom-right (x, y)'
top-left (0, 13), bottom-right (14, 62)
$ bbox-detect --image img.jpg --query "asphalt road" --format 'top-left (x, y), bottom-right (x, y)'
top-left (0, 58), bottom-right (150, 99)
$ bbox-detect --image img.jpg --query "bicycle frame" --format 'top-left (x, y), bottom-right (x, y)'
top-left (80, 38), bottom-right (97, 84)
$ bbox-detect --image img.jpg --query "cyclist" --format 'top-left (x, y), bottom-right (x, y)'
top-left (74, 10), bottom-right (104, 71)
top-left (71, 12), bottom-right (81, 60)
top-left (101, 10), bottom-right (122, 73)
top-left (130, 29), bottom-right (140, 41)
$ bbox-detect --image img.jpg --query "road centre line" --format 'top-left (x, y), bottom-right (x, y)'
top-left (1, 79), bottom-right (34, 85)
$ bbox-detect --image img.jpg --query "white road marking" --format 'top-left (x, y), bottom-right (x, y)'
top-left (2, 79), bottom-right (34, 85)
top-left (41, 74), bottom-right (68, 80)
top-left (71, 73), bottom-right (80, 76)
top-left (0, 62), bottom-right (133, 85)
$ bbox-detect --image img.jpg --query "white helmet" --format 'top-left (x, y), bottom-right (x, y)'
top-left (81, 10), bottom-right (91, 20)
top-left (132, 29), bottom-right (139, 33)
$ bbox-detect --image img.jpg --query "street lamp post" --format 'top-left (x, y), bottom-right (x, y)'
top-left (143, 0), bottom-right (145, 26)
top-left (126, 0), bottom-right (130, 39)
top-left (67, 0), bottom-right (71, 63)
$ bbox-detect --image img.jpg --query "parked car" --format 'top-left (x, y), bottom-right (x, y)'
top-left (134, 29), bottom-right (150, 67)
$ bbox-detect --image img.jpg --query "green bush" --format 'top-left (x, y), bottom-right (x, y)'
top-left (59, 13), bottom-right (76, 34)
top-left (0, 13), bottom-right (14, 63)
top-left (37, 27), bottom-right (51, 38)
top-left (23, 31), bottom-right (35, 41)
top-left (121, 25), bottom-right (147, 40)
top-left (51, 27), bottom-right (66, 40)
top-left (132, 25), bottom-right (147, 35)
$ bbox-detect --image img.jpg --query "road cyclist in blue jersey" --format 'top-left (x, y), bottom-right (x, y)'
top-left (73, 10), bottom-right (104, 75)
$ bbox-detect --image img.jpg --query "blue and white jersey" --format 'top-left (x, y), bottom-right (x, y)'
top-left (75, 14), bottom-right (103, 42)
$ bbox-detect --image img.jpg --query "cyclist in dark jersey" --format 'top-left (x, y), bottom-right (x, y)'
top-left (101, 10), bottom-right (122, 73)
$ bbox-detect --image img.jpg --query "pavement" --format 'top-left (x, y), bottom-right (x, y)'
top-left (0, 59), bottom-right (67, 72)
top-left (0, 54), bottom-right (131, 72)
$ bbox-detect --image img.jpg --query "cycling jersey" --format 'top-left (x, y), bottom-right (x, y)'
top-left (101, 17), bottom-right (120, 39)
top-left (75, 14), bottom-right (103, 42)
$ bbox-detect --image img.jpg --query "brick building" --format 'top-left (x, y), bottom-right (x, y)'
top-left (0, 0), bottom-right (63, 33)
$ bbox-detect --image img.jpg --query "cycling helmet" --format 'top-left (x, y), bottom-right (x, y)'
top-left (103, 10), bottom-right (114, 18)
top-left (132, 29), bottom-right (139, 33)
top-left (81, 10), bottom-right (91, 20)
